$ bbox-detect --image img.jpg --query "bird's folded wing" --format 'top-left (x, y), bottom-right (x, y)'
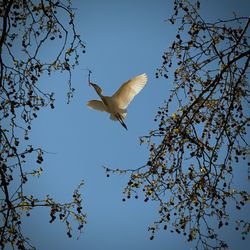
top-left (86, 100), bottom-right (107, 112)
top-left (112, 73), bottom-right (147, 109)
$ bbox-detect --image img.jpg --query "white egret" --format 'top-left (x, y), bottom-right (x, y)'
top-left (87, 73), bottom-right (148, 130)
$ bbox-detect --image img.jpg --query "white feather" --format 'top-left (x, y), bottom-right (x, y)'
top-left (112, 73), bottom-right (147, 109)
top-left (87, 100), bottom-right (107, 112)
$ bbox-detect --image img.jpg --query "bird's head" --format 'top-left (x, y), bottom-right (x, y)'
top-left (89, 83), bottom-right (103, 95)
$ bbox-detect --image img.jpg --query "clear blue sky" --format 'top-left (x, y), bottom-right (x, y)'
top-left (17, 1), bottom-right (250, 249)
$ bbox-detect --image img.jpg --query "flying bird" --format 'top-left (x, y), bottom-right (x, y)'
top-left (87, 73), bottom-right (148, 130)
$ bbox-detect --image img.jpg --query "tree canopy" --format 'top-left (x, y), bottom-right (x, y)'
top-left (0, 1), bottom-right (86, 249)
top-left (106, 1), bottom-right (250, 249)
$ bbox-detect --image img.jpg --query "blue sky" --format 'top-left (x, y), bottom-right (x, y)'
top-left (15, 0), bottom-right (250, 249)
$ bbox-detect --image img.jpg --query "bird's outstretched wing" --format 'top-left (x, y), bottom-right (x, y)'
top-left (112, 73), bottom-right (147, 109)
top-left (86, 100), bottom-right (107, 112)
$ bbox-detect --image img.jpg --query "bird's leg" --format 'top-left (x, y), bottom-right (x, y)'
top-left (115, 113), bottom-right (128, 130)
top-left (87, 69), bottom-right (92, 86)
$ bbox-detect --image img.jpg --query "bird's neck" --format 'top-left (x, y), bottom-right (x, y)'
top-left (99, 95), bottom-right (109, 106)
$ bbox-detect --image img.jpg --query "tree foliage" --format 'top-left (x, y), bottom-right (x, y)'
top-left (0, 0), bottom-right (86, 249)
top-left (106, 1), bottom-right (250, 249)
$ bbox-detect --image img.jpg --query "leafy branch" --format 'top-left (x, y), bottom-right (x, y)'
top-left (105, 1), bottom-right (250, 249)
top-left (0, 1), bottom-right (86, 249)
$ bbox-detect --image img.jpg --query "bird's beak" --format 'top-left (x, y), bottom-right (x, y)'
top-left (89, 82), bottom-right (94, 87)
